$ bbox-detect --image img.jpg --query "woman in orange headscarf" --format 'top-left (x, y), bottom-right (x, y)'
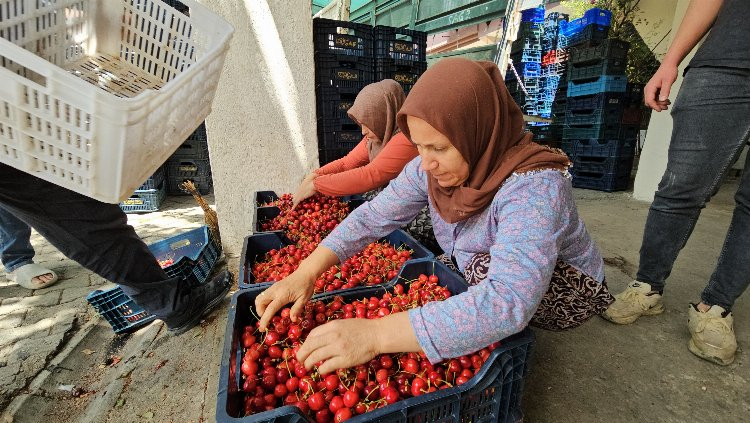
top-left (258, 58), bottom-right (612, 373)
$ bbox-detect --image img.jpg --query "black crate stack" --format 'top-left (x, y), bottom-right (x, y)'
top-left (374, 26), bottom-right (428, 95)
top-left (314, 18), bottom-right (375, 165)
top-left (166, 123), bottom-right (213, 195)
top-left (551, 9), bottom-right (636, 192)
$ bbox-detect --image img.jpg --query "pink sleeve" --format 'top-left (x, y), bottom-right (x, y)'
top-left (316, 137), bottom-right (370, 175)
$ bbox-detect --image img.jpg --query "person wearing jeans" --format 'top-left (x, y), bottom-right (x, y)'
top-left (0, 163), bottom-right (231, 335)
top-left (0, 206), bottom-right (58, 289)
top-left (602, 0), bottom-right (749, 365)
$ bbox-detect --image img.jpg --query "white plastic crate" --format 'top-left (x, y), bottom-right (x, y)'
top-left (0, 0), bottom-right (233, 203)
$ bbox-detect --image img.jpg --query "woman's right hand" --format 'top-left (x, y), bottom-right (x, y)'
top-left (255, 271), bottom-right (315, 331)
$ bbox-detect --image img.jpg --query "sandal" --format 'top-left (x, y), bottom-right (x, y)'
top-left (7, 263), bottom-right (59, 289)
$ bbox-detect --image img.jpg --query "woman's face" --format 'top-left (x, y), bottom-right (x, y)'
top-left (361, 124), bottom-right (380, 144)
top-left (406, 115), bottom-right (469, 188)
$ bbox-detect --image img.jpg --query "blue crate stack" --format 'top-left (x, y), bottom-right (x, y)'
top-left (506, 6), bottom-right (544, 119)
top-left (529, 12), bottom-right (570, 148)
top-left (314, 18), bottom-right (375, 165)
top-left (165, 122), bottom-right (214, 196)
top-left (555, 8), bottom-right (640, 192)
top-left (118, 165), bottom-right (167, 213)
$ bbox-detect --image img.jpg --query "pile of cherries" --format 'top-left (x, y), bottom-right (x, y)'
top-left (239, 274), bottom-right (500, 421)
top-left (260, 194), bottom-right (351, 243)
top-left (253, 240), bottom-right (413, 294)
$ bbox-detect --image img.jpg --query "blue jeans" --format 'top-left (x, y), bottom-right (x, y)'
top-left (636, 66), bottom-right (750, 310)
top-left (0, 206), bottom-right (35, 272)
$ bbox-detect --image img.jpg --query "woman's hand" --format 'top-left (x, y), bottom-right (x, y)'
top-left (296, 318), bottom-right (380, 374)
top-left (644, 62), bottom-right (678, 112)
top-left (292, 172), bottom-right (318, 209)
top-left (255, 271), bottom-right (315, 331)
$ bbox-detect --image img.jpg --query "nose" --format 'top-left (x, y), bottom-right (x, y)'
top-left (420, 152), bottom-right (438, 171)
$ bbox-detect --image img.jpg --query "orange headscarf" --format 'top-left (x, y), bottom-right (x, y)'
top-left (397, 58), bottom-right (571, 223)
top-left (347, 79), bottom-right (406, 161)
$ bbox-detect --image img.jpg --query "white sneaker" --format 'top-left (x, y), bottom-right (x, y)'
top-left (601, 281), bottom-right (664, 324)
top-left (687, 304), bottom-right (737, 366)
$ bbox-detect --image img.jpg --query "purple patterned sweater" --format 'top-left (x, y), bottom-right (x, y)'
top-left (321, 157), bottom-right (604, 363)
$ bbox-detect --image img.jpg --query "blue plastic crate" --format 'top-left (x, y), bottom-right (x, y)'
top-left (86, 287), bottom-right (156, 334)
top-left (136, 165), bottom-right (165, 191)
top-left (238, 229), bottom-right (434, 289)
top-left (520, 6), bottom-right (544, 23)
top-left (567, 75), bottom-right (627, 97)
top-left (571, 153), bottom-right (634, 174)
top-left (148, 226), bottom-right (223, 288)
top-left (565, 106), bottom-right (624, 126)
top-left (218, 259), bottom-right (535, 423)
top-left (559, 8), bottom-right (611, 37)
top-left (119, 181), bottom-right (166, 214)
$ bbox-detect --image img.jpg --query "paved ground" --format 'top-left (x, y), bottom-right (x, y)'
top-left (1, 179), bottom-right (748, 422)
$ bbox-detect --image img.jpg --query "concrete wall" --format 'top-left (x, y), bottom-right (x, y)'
top-left (632, 0), bottom-right (693, 201)
top-left (200, 0), bottom-right (319, 256)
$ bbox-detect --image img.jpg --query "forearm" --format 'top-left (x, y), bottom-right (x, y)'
top-left (663, 0), bottom-right (724, 66)
top-left (295, 245), bottom-right (340, 284)
top-left (373, 312), bottom-right (422, 354)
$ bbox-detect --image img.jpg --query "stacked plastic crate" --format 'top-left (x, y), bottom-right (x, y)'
top-left (118, 165), bottom-right (167, 213)
top-left (559, 9), bottom-right (638, 192)
top-left (530, 12), bottom-right (569, 147)
top-left (314, 18), bottom-right (375, 165)
top-left (506, 7), bottom-right (544, 118)
top-left (166, 123), bottom-right (213, 195)
top-left (374, 26), bottom-right (428, 95)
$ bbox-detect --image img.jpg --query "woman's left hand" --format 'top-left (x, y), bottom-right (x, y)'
top-left (292, 173), bottom-right (318, 209)
top-left (296, 318), bottom-right (380, 374)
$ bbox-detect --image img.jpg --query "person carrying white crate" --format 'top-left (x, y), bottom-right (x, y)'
top-left (0, 164), bottom-right (231, 335)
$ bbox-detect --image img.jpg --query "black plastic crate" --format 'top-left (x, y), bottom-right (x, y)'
top-left (571, 153), bottom-right (634, 174)
top-left (238, 229), bottom-right (434, 289)
top-left (561, 138), bottom-right (636, 158)
top-left (318, 119), bottom-right (362, 151)
top-left (315, 53), bottom-right (375, 94)
top-left (565, 24), bottom-right (609, 48)
top-left (218, 259), bottom-right (535, 423)
top-left (626, 83), bottom-right (645, 105)
top-left (167, 174), bottom-right (213, 196)
top-left (136, 165), bottom-right (166, 191)
top-left (569, 39), bottom-right (629, 65)
top-left (167, 158), bottom-right (211, 179)
top-left (252, 196), bottom-right (365, 236)
top-left (313, 18), bottom-right (374, 57)
top-left (172, 123), bottom-right (209, 160)
top-left (565, 104), bottom-right (624, 126)
top-left (567, 57), bottom-right (627, 82)
top-left (621, 106), bottom-right (643, 125)
top-left (318, 147), bottom-right (349, 165)
top-left (316, 87), bottom-right (357, 121)
top-left (86, 286), bottom-right (156, 334)
top-left (147, 226), bottom-right (222, 288)
top-left (119, 181), bottom-right (166, 213)
top-left (254, 191), bottom-right (280, 208)
top-left (620, 124), bottom-right (640, 141)
top-left (571, 158), bottom-right (633, 192)
top-left (375, 58), bottom-right (427, 93)
top-left (566, 92), bottom-right (627, 113)
top-left (374, 25), bottom-right (427, 62)
top-left (563, 121), bottom-right (624, 140)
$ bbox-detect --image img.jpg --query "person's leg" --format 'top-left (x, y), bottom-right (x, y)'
top-left (0, 164), bottom-right (230, 332)
top-left (0, 205), bottom-right (58, 288)
top-left (0, 205), bottom-right (35, 271)
top-left (604, 67), bottom-right (750, 324)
